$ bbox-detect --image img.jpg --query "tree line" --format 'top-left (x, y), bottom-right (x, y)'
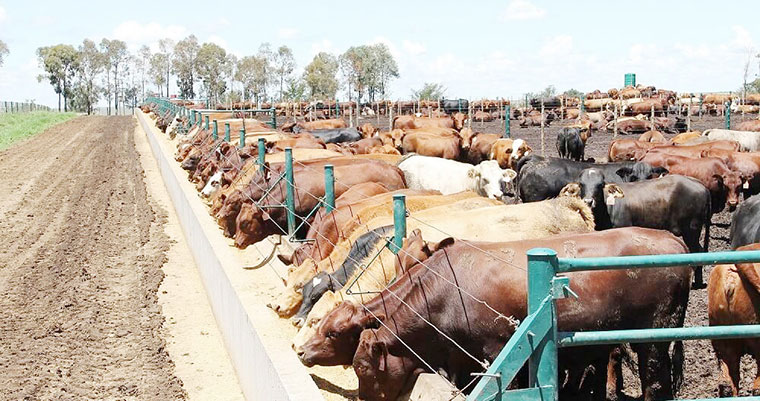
top-left (34, 35), bottom-right (400, 114)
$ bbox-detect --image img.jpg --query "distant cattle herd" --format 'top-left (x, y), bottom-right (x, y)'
top-left (142, 83), bottom-right (760, 399)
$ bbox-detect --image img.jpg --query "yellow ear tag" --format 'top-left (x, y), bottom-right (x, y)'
top-left (744, 181), bottom-right (750, 189)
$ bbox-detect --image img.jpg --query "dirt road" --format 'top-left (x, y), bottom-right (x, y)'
top-left (0, 116), bottom-right (186, 400)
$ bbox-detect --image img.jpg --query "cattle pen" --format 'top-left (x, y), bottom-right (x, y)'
top-left (140, 93), bottom-right (760, 401)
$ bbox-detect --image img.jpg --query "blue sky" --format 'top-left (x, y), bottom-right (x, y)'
top-left (1, 0), bottom-right (759, 107)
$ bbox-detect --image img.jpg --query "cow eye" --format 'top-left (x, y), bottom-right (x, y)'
top-left (326, 331), bottom-right (337, 338)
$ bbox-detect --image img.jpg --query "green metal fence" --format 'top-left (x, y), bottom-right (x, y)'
top-left (467, 249), bottom-right (760, 401)
top-left (1, 101), bottom-right (54, 113)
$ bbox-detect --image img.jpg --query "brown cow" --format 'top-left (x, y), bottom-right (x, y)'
top-left (671, 131), bottom-right (702, 144)
top-left (392, 113), bottom-right (466, 131)
top-left (283, 118), bottom-right (348, 132)
top-left (358, 123), bottom-right (378, 138)
top-left (608, 139), bottom-right (660, 162)
top-left (639, 153), bottom-right (744, 211)
top-left (708, 243), bottom-right (760, 397)
top-left (266, 133), bottom-right (326, 153)
top-left (736, 120), bottom-right (760, 132)
top-left (472, 110), bottom-right (493, 122)
top-left (702, 149), bottom-right (760, 196)
top-left (628, 100), bottom-right (664, 115)
top-left (466, 131), bottom-right (502, 164)
top-left (634, 140), bottom-right (742, 161)
top-left (616, 119), bottom-right (652, 135)
top-left (305, 228), bottom-right (690, 401)
top-left (490, 138), bottom-right (532, 169)
top-left (638, 130), bottom-right (667, 143)
top-left (400, 129), bottom-right (461, 160)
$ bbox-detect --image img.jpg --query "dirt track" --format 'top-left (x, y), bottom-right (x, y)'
top-left (0, 116), bottom-right (186, 400)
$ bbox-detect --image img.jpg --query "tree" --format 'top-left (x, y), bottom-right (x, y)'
top-left (138, 45), bottom-right (151, 100)
top-left (283, 78), bottom-right (308, 101)
top-left (196, 42), bottom-right (228, 104)
top-left (37, 44), bottom-right (79, 111)
top-left (340, 44), bottom-right (399, 102)
top-left (149, 53), bottom-right (168, 96)
top-left (158, 38), bottom-right (175, 97)
top-left (173, 35), bottom-right (200, 99)
top-left (303, 52), bottom-right (339, 99)
top-left (742, 48), bottom-right (753, 102)
top-left (368, 43), bottom-right (398, 101)
top-left (562, 88), bottom-right (583, 98)
top-left (100, 39), bottom-right (128, 113)
top-left (0, 40), bottom-right (8, 67)
top-left (340, 46), bottom-right (368, 101)
top-left (411, 82), bottom-right (446, 101)
top-left (235, 55), bottom-right (268, 103)
top-left (74, 39), bottom-right (104, 114)
top-left (273, 45), bottom-right (295, 101)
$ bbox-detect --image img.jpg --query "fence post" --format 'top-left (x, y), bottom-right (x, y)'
top-left (526, 248), bottom-right (559, 399)
top-left (239, 128), bottom-right (246, 148)
top-left (504, 105), bottom-right (511, 138)
top-left (270, 106), bottom-right (277, 129)
top-left (212, 119), bottom-right (218, 140)
top-left (285, 147), bottom-right (296, 237)
top-left (324, 165), bottom-right (335, 213)
top-left (335, 99), bottom-right (340, 117)
top-left (458, 98), bottom-right (462, 113)
top-left (224, 122), bottom-right (231, 142)
top-left (725, 101), bottom-right (732, 130)
top-left (205, 115), bottom-right (209, 130)
top-left (391, 194), bottom-right (407, 254)
top-left (257, 138), bottom-right (266, 175)
top-left (579, 94), bottom-right (585, 117)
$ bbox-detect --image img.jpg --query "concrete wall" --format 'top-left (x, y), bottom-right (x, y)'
top-left (136, 112), bottom-right (323, 401)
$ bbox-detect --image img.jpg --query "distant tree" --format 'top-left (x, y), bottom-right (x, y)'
top-left (368, 43), bottom-right (399, 101)
top-left (158, 38), bottom-right (175, 97)
top-left (339, 44), bottom-right (399, 102)
top-left (74, 39), bottom-right (105, 114)
top-left (195, 42), bottom-right (228, 104)
top-left (303, 52), bottom-right (339, 99)
top-left (0, 40), bottom-right (8, 67)
top-left (149, 53), bottom-right (168, 96)
top-left (256, 43), bottom-right (274, 101)
top-left (339, 46), bottom-right (367, 101)
top-left (283, 77), bottom-right (308, 101)
top-left (742, 48), bottom-right (753, 102)
top-left (37, 44), bottom-right (79, 111)
top-left (172, 35), bottom-right (200, 99)
top-left (100, 39), bottom-right (128, 113)
top-left (138, 45), bottom-right (151, 99)
top-left (235, 54), bottom-right (267, 103)
top-left (272, 45), bottom-right (295, 101)
top-left (562, 88), bottom-right (582, 98)
top-left (412, 82), bottom-right (446, 101)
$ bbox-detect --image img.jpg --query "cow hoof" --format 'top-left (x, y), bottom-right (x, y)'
top-left (718, 384), bottom-right (733, 397)
top-left (691, 281), bottom-right (707, 290)
top-left (753, 388), bottom-right (760, 396)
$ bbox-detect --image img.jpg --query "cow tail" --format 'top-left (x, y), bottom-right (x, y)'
top-left (672, 340), bottom-right (684, 395)
top-left (703, 196), bottom-right (711, 253)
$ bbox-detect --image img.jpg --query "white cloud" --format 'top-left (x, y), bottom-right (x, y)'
top-left (539, 35), bottom-right (573, 57)
top-left (402, 40), bottom-right (426, 56)
top-left (0, 5), bottom-right (6, 22)
top-left (206, 34), bottom-right (228, 49)
top-left (310, 39), bottom-right (338, 55)
top-left (501, 0), bottom-right (546, 21)
top-left (278, 28), bottom-right (299, 40)
top-left (112, 21), bottom-right (188, 51)
top-left (731, 25), bottom-right (754, 50)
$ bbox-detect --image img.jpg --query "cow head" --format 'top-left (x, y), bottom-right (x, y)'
top-left (180, 149), bottom-right (201, 171)
top-left (511, 139), bottom-right (533, 166)
top-left (234, 202), bottom-right (273, 248)
top-left (359, 123), bottom-right (378, 138)
top-left (561, 168), bottom-right (626, 209)
top-left (267, 285), bottom-right (303, 318)
top-left (717, 171), bottom-right (744, 211)
top-left (297, 301), bottom-right (382, 367)
top-left (292, 273), bottom-right (338, 327)
top-left (200, 170), bottom-right (224, 198)
top-left (452, 112), bottom-right (467, 131)
top-left (458, 128), bottom-right (475, 149)
top-left (354, 329), bottom-right (419, 401)
top-left (395, 229), bottom-right (455, 275)
top-left (389, 129), bottom-right (405, 149)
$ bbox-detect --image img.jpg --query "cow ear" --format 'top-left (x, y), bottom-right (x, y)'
top-left (713, 174), bottom-right (725, 187)
top-left (372, 341), bottom-right (388, 372)
top-left (261, 210), bottom-right (272, 221)
top-left (504, 169), bottom-right (517, 181)
top-left (559, 183), bottom-right (581, 197)
top-left (615, 166), bottom-right (634, 179)
top-left (467, 168), bottom-right (480, 178)
top-left (605, 184), bottom-right (625, 198)
top-left (429, 237), bottom-right (456, 252)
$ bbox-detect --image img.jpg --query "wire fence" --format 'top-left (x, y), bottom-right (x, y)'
top-left (1, 101), bottom-right (55, 113)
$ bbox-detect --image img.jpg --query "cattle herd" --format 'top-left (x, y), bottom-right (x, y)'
top-left (142, 83), bottom-right (760, 400)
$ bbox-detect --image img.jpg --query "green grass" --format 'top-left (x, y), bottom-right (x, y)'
top-left (0, 111), bottom-right (78, 150)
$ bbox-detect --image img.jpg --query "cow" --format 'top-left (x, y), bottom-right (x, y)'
top-left (398, 155), bottom-right (517, 200)
top-left (305, 128), bottom-right (362, 144)
top-left (608, 139), bottom-right (662, 162)
top-left (616, 119), bottom-right (652, 135)
top-left (266, 133), bottom-right (326, 153)
top-left (489, 138), bottom-right (532, 169)
top-left (556, 127), bottom-right (587, 161)
top-left (472, 110), bottom-right (493, 122)
top-left (633, 140), bottom-right (742, 161)
top-left (628, 99), bottom-right (664, 115)
top-left (358, 123), bottom-right (378, 138)
top-left (346, 228), bottom-right (690, 401)
top-left (293, 196), bottom-right (596, 351)
top-left (701, 149), bottom-right (760, 197)
top-left (458, 128), bottom-right (501, 164)
top-left (400, 129), bottom-right (462, 160)
top-left (639, 153), bottom-right (744, 212)
top-left (730, 196), bottom-right (760, 249)
top-left (284, 118), bottom-right (348, 133)
top-left (638, 130), bottom-right (667, 143)
top-left (735, 120), bottom-right (760, 132)
top-left (229, 159), bottom-right (407, 247)
top-left (704, 129), bottom-right (760, 151)
top-left (560, 171), bottom-right (711, 286)
top-left (392, 113), bottom-right (466, 131)
top-left (518, 110), bottom-right (557, 127)
top-left (707, 243), bottom-right (760, 397)
top-left (671, 131), bottom-right (702, 145)
top-left (516, 155), bottom-right (666, 202)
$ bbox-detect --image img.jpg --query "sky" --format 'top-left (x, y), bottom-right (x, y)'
top-left (1, 0), bottom-right (759, 108)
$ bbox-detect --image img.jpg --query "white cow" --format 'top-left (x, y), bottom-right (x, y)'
top-left (199, 170), bottom-right (223, 198)
top-left (704, 129), bottom-right (760, 152)
top-left (398, 155), bottom-right (517, 200)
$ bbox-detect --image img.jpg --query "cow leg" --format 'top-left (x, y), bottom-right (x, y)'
top-left (607, 346), bottom-right (624, 401)
top-left (713, 341), bottom-right (740, 397)
top-left (683, 229), bottom-right (707, 289)
top-left (633, 342), bottom-right (673, 401)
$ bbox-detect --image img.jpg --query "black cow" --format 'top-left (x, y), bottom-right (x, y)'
top-left (293, 226), bottom-right (393, 326)
top-left (556, 128), bottom-right (585, 161)
top-left (730, 196), bottom-right (760, 249)
top-left (561, 170), bottom-right (711, 287)
top-left (515, 155), bottom-right (667, 202)
top-left (294, 127), bottom-right (362, 143)
top-left (440, 98), bottom-right (469, 114)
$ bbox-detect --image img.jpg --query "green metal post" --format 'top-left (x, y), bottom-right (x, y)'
top-left (504, 105), bottom-right (511, 138)
top-left (579, 94), bottom-right (585, 113)
top-left (527, 248), bottom-right (558, 399)
top-left (324, 165), bottom-right (335, 213)
top-left (212, 120), bottom-right (218, 140)
top-left (257, 138), bottom-right (266, 175)
top-left (270, 107), bottom-right (277, 129)
top-left (335, 99), bottom-right (339, 117)
top-left (239, 128), bottom-right (246, 148)
top-left (224, 123), bottom-right (231, 142)
top-left (204, 115), bottom-right (209, 130)
top-left (191, 111), bottom-right (196, 126)
top-left (458, 98), bottom-right (462, 113)
top-left (699, 93), bottom-right (703, 115)
top-left (391, 194), bottom-right (407, 254)
top-left (285, 147), bottom-right (296, 237)
top-left (725, 101), bottom-right (731, 129)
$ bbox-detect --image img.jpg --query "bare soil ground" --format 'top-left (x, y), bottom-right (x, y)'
top-left (0, 116), bottom-right (186, 400)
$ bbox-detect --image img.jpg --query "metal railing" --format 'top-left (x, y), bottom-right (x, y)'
top-left (467, 249), bottom-right (760, 401)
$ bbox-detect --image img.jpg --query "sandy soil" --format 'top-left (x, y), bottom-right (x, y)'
top-left (134, 117), bottom-right (245, 401)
